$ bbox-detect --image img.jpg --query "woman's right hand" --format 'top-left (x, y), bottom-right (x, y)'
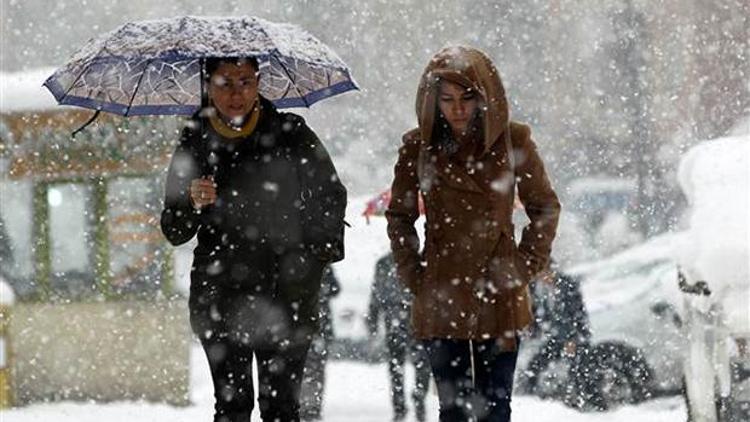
top-left (190, 177), bottom-right (217, 209)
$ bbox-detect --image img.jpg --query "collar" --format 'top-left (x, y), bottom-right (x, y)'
top-left (209, 102), bottom-right (261, 139)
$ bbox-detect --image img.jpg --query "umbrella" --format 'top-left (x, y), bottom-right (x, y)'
top-left (44, 15), bottom-right (358, 122)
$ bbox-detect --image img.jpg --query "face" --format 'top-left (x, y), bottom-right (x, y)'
top-left (438, 80), bottom-right (479, 136)
top-left (207, 61), bottom-right (259, 122)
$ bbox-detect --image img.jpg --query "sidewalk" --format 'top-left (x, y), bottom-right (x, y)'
top-left (2, 344), bottom-right (686, 421)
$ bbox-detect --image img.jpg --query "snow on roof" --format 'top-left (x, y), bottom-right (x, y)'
top-left (677, 135), bottom-right (749, 217)
top-left (0, 67), bottom-right (62, 114)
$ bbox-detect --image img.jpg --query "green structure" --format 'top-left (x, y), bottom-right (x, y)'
top-left (0, 71), bottom-right (191, 406)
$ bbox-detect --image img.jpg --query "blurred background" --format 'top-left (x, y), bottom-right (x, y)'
top-left (0, 1), bottom-right (748, 420)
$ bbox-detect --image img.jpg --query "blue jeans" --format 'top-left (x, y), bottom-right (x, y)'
top-left (423, 338), bottom-right (519, 422)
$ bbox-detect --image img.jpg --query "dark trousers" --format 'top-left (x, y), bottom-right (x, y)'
top-left (199, 338), bottom-right (310, 422)
top-left (388, 332), bottom-right (431, 421)
top-left (190, 290), bottom-right (312, 422)
top-left (189, 249), bottom-right (324, 422)
top-left (299, 333), bottom-right (330, 420)
top-left (423, 338), bottom-right (519, 422)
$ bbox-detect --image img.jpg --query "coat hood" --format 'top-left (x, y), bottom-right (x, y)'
top-left (415, 46), bottom-right (510, 155)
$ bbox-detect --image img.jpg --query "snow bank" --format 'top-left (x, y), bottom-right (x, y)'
top-left (676, 135), bottom-right (750, 333)
top-left (0, 275), bottom-right (15, 304)
top-left (0, 67), bottom-right (61, 113)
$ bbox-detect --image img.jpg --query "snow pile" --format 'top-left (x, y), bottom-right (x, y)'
top-left (0, 67), bottom-right (60, 113)
top-left (0, 275), bottom-right (15, 304)
top-left (676, 135), bottom-right (750, 333)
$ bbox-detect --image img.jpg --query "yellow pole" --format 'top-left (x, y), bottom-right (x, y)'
top-left (0, 304), bottom-right (12, 408)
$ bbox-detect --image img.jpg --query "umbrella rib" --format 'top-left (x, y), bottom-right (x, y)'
top-left (60, 48), bottom-right (112, 105)
top-left (272, 54), bottom-right (307, 107)
top-left (60, 22), bottom-right (133, 107)
top-left (124, 58), bottom-right (153, 117)
top-left (59, 63), bottom-right (92, 103)
top-left (256, 21), bottom-right (307, 106)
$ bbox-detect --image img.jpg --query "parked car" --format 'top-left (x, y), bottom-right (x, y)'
top-left (568, 231), bottom-right (688, 398)
top-left (516, 231), bottom-right (688, 410)
top-left (527, 135), bottom-right (750, 419)
top-left (565, 176), bottom-right (636, 235)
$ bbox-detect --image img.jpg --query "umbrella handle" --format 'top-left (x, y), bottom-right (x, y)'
top-left (198, 57), bottom-right (216, 178)
top-left (71, 110), bottom-right (101, 138)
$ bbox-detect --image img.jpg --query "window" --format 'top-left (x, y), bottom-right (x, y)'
top-left (48, 182), bottom-right (95, 297)
top-left (0, 177), bottom-right (33, 289)
top-left (107, 176), bottom-right (168, 297)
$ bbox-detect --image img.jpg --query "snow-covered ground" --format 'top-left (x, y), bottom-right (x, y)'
top-left (2, 344), bottom-right (686, 422)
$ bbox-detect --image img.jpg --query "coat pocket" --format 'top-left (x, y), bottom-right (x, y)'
top-left (417, 238), bottom-right (439, 296)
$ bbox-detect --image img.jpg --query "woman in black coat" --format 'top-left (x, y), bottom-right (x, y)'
top-left (160, 57), bottom-right (346, 422)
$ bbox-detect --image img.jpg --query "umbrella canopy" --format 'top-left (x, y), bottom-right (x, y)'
top-left (44, 16), bottom-right (358, 116)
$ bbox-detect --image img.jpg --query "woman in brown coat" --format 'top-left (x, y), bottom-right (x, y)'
top-left (386, 46), bottom-right (560, 422)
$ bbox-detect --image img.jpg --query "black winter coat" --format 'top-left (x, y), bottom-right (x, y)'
top-left (532, 271), bottom-right (591, 346)
top-left (161, 98), bottom-right (346, 263)
top-left (161, 99), bottom-right (347, 342)
top-left (366, 253), bottom-right (414, 341)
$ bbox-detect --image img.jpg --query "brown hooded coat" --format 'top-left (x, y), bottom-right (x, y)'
top-left (386, 46), bottom-right (561, 345)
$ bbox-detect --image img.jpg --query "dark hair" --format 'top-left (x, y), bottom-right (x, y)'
top-left (431, 94), bottom-right (483, 154)
top-left (431, 112), bottom-right (456, 151)
top-left (204, 57), bottom-right (259, 78)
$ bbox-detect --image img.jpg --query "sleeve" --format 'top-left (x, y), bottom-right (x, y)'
top-left (385, 132), bottom-right (422, 292)
top-left (551, 273), bottom-right (591, 343)
top-left (512, 124), bottom-right (561, 280)
top-left (160, 126), bottom-right (202, 246)
top-left (321, 266), bottom-right (341, 299)
top-left (295, 119), bottom-right (348, 263)
top-left (568, 275), bottom-right (592, 343)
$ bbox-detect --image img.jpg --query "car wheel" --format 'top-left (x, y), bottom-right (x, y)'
top-left (589, 341), bottom-right (653, 409)
top-left (533, 358), bottom-right (572, 400)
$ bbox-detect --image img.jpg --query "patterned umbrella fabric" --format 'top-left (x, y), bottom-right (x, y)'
top-left (44, 15), bottom-right (358, 116)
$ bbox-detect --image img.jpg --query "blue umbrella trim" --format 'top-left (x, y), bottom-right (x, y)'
top-left (45, 75), bottom-right (358, 115)
top-left (272, 79), bottom-right (358, 108)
